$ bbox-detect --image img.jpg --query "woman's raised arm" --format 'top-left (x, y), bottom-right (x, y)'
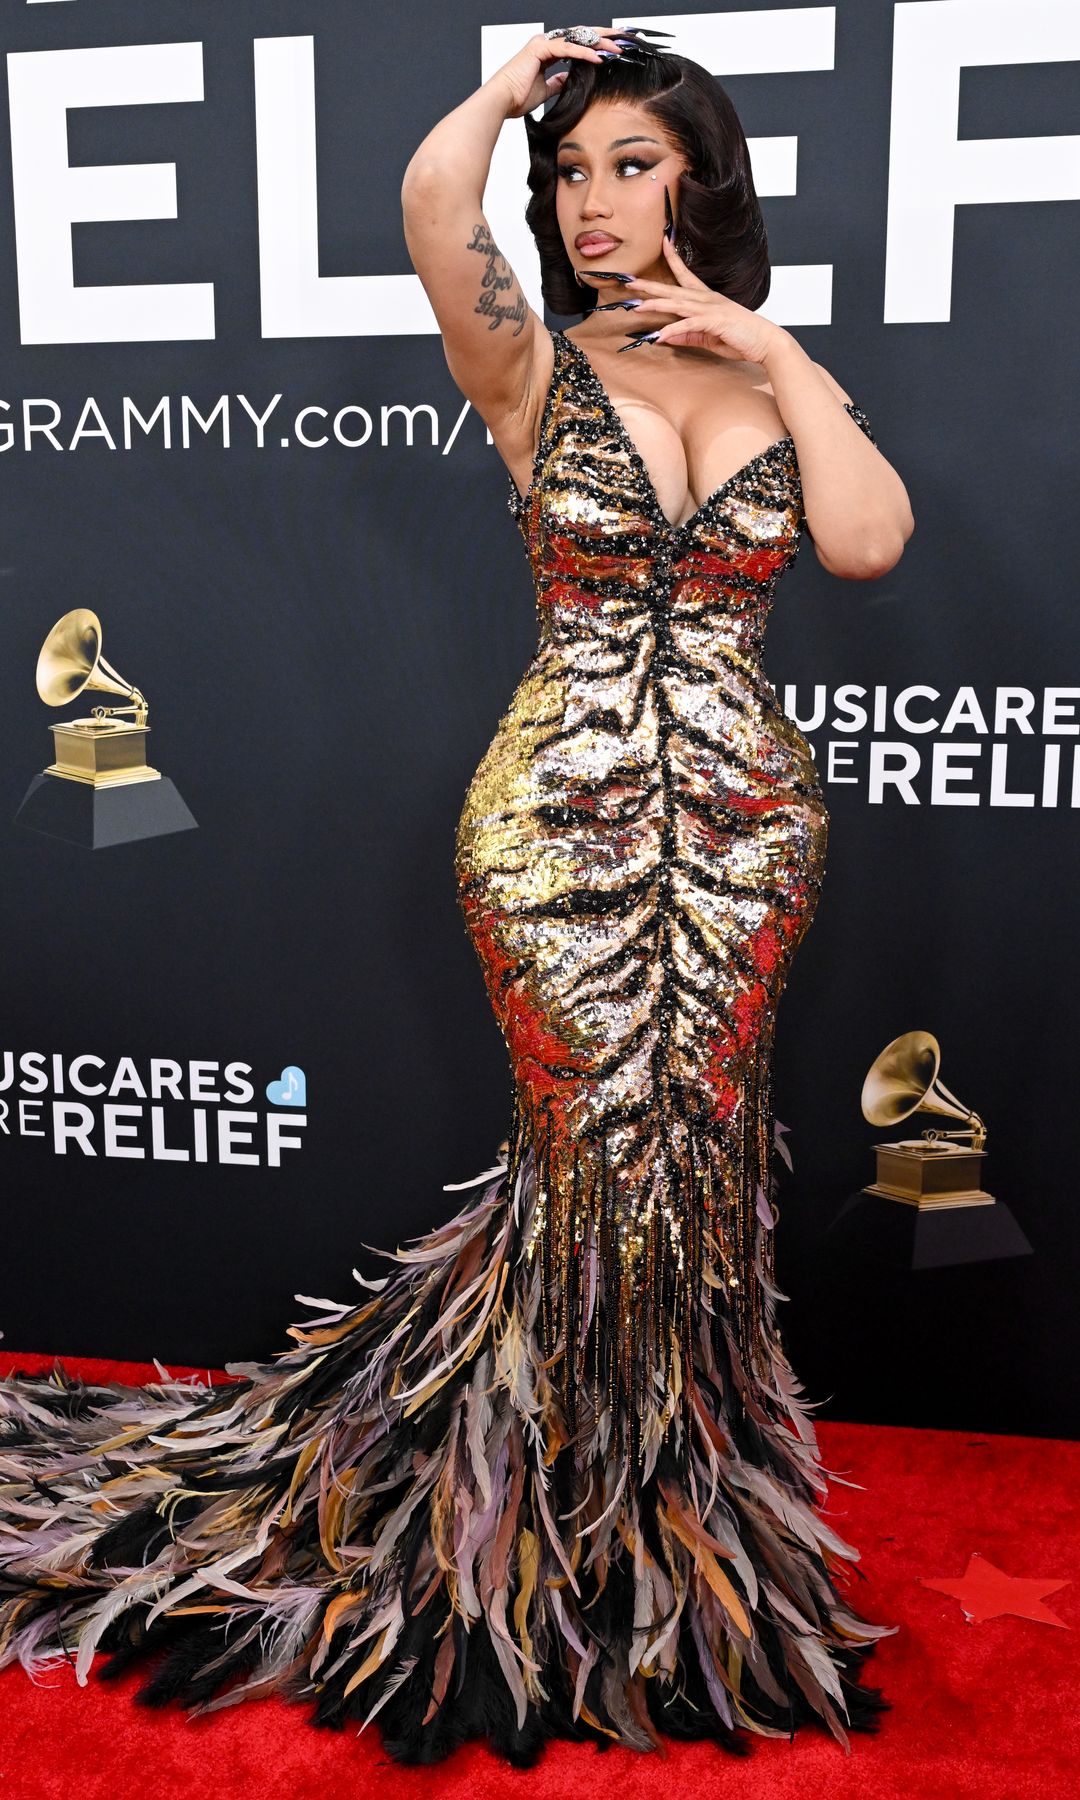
top-left (400, 32), bottom-right (615, 434)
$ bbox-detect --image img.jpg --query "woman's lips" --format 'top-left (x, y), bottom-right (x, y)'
top-left (575, 236), bottom-right (622, 256)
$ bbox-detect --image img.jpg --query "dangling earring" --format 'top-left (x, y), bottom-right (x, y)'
top-left (676, 234), bottom-right (694, 265)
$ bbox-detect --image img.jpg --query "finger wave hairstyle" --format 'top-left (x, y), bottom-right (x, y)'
top-left (523, 52), bottom-right (771, 319)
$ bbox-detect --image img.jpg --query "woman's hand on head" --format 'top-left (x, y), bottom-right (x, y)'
top-left (492, 28), bottom-right (626, 119)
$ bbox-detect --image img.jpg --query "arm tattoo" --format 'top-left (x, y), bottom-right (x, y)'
top-left (466, 222), bottom-right (527, 335)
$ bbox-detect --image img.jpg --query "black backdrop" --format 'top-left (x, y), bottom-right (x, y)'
top-left (1, 1), bottom-right (1077, 1439)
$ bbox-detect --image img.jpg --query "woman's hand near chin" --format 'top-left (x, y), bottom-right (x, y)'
top-left (611, 235), bottom-right (787, 365)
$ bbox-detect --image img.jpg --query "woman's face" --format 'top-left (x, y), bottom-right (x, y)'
top-left (555, 101), bottom-right (688, 289)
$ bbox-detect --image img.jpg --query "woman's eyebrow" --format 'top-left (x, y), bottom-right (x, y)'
top-left (557, 136), bottom-right (664, 153)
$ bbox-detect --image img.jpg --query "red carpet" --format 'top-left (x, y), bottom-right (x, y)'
top-left (1, 1350), bottom-right (1076, 1800)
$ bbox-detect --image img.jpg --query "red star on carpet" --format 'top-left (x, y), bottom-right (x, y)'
top-left (920, 1551), bottom-right (1070, 1626)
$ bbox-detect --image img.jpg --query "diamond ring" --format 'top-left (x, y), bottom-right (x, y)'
top-left (545, 26), bottom-right (602, 47)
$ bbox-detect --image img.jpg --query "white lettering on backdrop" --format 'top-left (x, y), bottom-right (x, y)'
top-left (5, 6), bottom-right (1079, 341)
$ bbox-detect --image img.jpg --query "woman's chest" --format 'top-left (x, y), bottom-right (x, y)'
top-left (577, 357), bottom-right (792, 536)
top-left (517, 392), bottom-right (805, 570)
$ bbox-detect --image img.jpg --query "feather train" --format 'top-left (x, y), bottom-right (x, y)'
top-left (1, 1110), bottom-right (894, 1766)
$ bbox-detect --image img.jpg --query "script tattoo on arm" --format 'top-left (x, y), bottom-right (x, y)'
top-left (466, 222), bottom-right (527, 334)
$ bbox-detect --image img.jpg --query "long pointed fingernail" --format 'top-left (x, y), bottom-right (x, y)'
top-left (664, 184), bottom-right (675, 242)
top-left (593, 298), bottom-right (643, 311)
top-left (617, 331), bottom-right (661, 352)
top-left (584, 271), bottom-right (634, 282)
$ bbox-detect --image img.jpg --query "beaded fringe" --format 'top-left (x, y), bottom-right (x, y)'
top-left (518, 1029), bottom-right (778, 1469)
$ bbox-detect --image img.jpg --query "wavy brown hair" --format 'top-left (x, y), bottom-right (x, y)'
top-left (523, 51), bottom-right (770, 318)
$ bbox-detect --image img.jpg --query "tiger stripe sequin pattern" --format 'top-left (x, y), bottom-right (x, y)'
top-left (457, 328), bottom-right (875, 1461)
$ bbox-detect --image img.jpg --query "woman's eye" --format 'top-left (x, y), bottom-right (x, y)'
top-left (557, 158), bottom-right (653, 182)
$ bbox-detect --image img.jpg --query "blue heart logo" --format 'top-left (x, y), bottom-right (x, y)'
top-left (266, 1065), bottom-right (306, 1107)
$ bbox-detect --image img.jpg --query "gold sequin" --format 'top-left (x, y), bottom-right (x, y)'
top-left (455, 330), bottom-right (876, 1462)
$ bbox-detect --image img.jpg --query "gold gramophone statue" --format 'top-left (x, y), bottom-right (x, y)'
top-left (14, 609), bottom-right (196, 847)
top-left (36, 608), bottom-right (159, 787)
top-left (861, 1030), bottom-right (994, 1209)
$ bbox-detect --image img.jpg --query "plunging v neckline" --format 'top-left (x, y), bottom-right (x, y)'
top-left (558, 329), bottom-right (796, 538)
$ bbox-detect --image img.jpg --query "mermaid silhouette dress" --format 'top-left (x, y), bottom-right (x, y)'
top-left (0, 327), bottom-right (896, 1766)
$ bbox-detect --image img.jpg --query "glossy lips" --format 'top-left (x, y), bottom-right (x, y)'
top-left (575, 232), bottom-right (622, 256)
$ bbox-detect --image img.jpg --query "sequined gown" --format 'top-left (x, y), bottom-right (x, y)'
top-left (0, 327), bottom-right (896, 1766)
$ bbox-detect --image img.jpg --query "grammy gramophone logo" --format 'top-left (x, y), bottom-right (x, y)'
top-left (14, 609), bottom-right (196, 848)
top-left (838, 1028), bottom-right (1034, 1269)
top-left (861, 1030), bottom-right (991, 1208)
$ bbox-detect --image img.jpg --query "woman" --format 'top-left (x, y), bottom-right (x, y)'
top-left (0, 26), bottom-right (913, 1770)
